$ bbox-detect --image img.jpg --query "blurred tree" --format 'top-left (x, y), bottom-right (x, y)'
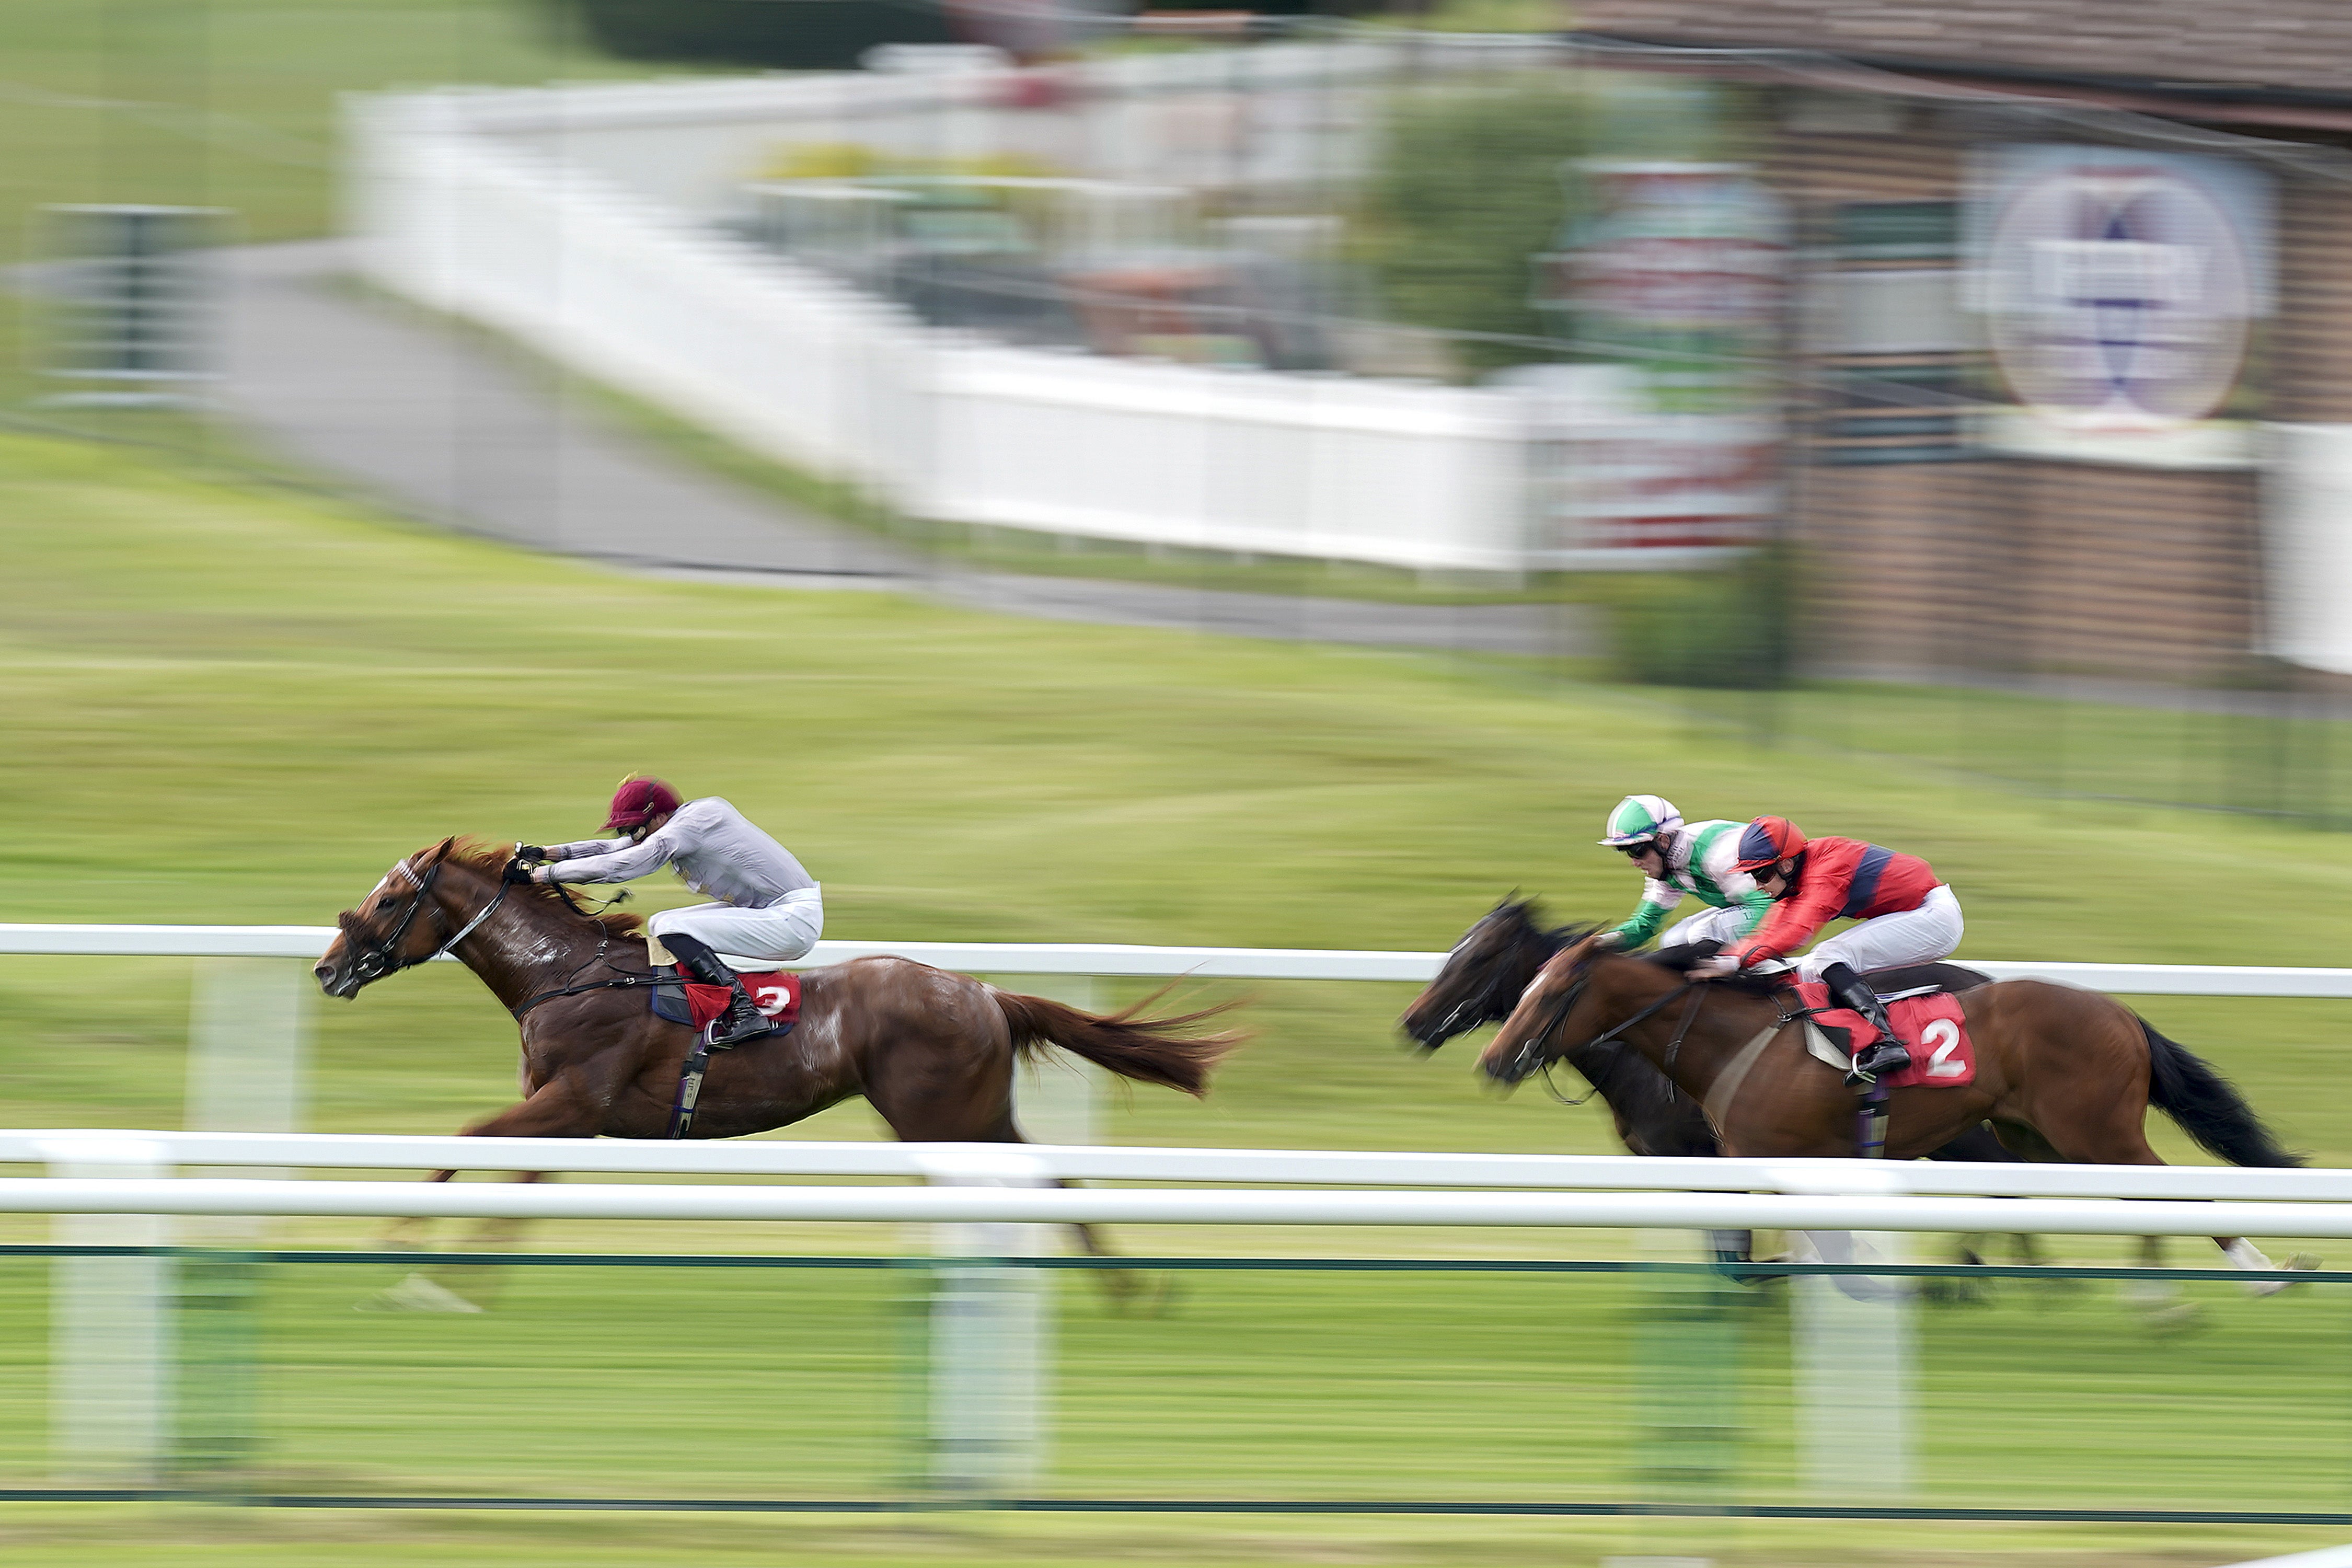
top-left (1356, 73), bottom-right (1744, 377)
top-left (1355, 78), bottom-right (1601, 377)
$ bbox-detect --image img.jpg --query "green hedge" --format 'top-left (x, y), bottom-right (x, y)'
top-left (1601, 546), bottom-right (1795, 690)
top-left (555, 0), bottom-right (960, 70)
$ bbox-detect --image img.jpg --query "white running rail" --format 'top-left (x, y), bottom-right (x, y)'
top-left (2, 1132), bottom-right (2348, 1235)
top-left (6, 923), bottom-right (2352, 996)
top-left (1, 1132), bottom-right (2348, 1204)
top-left (0, 1172), bottom-right (2345, 1239)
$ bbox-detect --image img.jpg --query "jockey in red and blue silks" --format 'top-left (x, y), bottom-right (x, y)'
top-left (1692, 815), bottom-right (1965, 1085)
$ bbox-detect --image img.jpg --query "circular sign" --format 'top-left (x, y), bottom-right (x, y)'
top-left (1982, 162), bottom-right (2256, 430)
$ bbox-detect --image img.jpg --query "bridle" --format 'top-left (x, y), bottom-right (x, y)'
top-left (1495, 953), bottom-right (1705, 1088)
top-left (342, 853), bottom-right (512, 988)
top-left (1423, 912), bottom-right (1566, 1045)
top-left (1429, 933), bottom-right (1526, 1042)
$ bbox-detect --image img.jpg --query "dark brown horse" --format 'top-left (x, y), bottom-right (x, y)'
top-left (1400, 897), bottom-right (2040, 1279)
top-left (1477, 925), bottom-right (2310, 1277)
top-left (314, 837), bottom-right (1242, 1158)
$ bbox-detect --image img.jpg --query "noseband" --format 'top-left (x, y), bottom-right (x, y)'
top-left (344, 855), bottom-right (511, 986)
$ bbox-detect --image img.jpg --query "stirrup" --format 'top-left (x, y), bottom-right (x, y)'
top-left (709, 994), bottom-right (771, 1048)
top-left (1844, 1040), bottom-right (1911, 1088)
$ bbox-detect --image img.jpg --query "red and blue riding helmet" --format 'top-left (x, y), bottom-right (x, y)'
top-left (1732, 815), bottom-right (1806, 874)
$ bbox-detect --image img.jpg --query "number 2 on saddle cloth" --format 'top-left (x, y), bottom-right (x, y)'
top-left (1792, 981), bottom-right (1975, 1089)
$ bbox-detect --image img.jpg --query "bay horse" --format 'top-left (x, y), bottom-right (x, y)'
top-left (1400, 897), bottom-right (2043, 1285)
top-left (313, 840), bottom-right (1243, 1286)
top-left (1476, 924), bottom-right (2312, 1281)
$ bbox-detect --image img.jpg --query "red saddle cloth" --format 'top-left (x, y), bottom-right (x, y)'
top-left (1793, 982), bottom-right (1975, 1089)
top-left (678, 968), bottom-right (801, 1033)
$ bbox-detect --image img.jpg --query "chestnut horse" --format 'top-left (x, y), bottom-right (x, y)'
top-left (315, 838), bottom-right (1241, 1158)
top-left (1478, 925), bottom-right (2310, 1276)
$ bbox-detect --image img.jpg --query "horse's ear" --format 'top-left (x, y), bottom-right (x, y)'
top-left (429, 836), bottom-right (457, 864)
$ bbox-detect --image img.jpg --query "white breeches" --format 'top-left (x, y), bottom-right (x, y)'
top-left (647, 886), bottom-right (824, 966)
top-left (1660, 905), bottom-right (1758, 951)
top-left (1793, 885), bottom-right (1964, 982)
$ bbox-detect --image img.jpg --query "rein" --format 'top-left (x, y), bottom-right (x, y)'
top-left (512, 975), bottom-right (662, 1017)
top-left (1537, 982), bottom-right (1706, 1106)
top-left (1516, 963), bottom-right (1696, 1083)
top-left (347, 856), bottom-right (512, 985)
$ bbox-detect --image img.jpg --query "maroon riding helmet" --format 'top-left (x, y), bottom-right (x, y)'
top-left (603, 776), bottom-right (682, 832)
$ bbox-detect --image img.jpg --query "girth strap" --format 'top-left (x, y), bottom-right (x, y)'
top-left (1701, 1019), bottom-right (1788, 1142)
top-left (667, 1032), bottom-right (714, 1139)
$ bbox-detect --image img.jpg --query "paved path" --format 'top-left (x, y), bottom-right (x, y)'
top-left (212, 242), bottom-right (1594, 660)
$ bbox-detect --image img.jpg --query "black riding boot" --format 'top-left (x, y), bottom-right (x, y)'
top-left (662, 933), bottom-right (771, 1047)
top-left (1820, 961), bottom-right (1911, 1086)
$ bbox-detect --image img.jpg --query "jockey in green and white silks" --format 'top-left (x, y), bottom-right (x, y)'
top-left (1592, 794), bottom-right (1775, 954)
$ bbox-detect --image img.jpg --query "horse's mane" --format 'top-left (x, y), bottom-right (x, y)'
top-left (1491, 897), bottom-right (1590, 961)
top-left (1493, 900), bottom-right (1715, 1145)
top-left (440, 838), bottom-right (646, 939)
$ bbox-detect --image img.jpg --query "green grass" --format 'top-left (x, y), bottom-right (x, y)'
top-left (10, 430), bottom-right (2352, 1565)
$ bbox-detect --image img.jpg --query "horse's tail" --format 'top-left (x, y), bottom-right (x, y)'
top-left (2140, 1016), bottom-right (2303, 1168)
top-left (993, 985), bottom-right (1247, 1098)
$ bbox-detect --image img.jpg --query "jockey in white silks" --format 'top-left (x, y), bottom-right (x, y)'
top-left (519, 777), bottom-right (821, 1046)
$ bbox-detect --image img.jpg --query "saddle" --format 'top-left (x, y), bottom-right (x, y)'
top-left (651, 966), bottom-right (801, 1040)
top-left (1794, 962), bottom-right (1987, 1090)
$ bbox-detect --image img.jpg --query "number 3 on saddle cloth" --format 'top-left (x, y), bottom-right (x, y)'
top-left (650, 967), bottom-right (801, 1039)
top-left (1792, 982), bottom-right (1974, 1088)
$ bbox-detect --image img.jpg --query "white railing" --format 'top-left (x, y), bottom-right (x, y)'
top-left (6, 1131), bottom-right (2352, 1204)
top-left (5, 1133), bottom-right (2351, 1237)
top-left (342, 63), bottom-right (1547, 573)
top-left (9, 922), bottom-right (2352, 995)
top-left (5, 1175), bottom-right (2352, 1240)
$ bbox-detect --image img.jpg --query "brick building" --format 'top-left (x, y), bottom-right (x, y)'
top-left (1568, 2), bottom-right (2352, 683)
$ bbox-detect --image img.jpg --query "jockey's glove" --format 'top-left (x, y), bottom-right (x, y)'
top-left (514, 845), bottom-right (548, 864)
top-left (501, 859), bottom-right (537, 884)
top-left (1589, 930), bottom-right (1627, 953)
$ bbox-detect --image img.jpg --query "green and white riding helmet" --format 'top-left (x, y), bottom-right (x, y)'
top-left (1597, 793), bottom-right (1684, 849)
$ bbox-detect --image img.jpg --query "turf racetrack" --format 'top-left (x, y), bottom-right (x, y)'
top-left (9, 431), bottom-right (2352, 1566)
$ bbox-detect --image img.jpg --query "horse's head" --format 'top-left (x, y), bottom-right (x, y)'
top-left (314, 838), bottom-right (491, 999)
top-left (1475, 935), bottom-right (1608, 1088)
top-left (1399, 897), bottom-right (1578, 1051)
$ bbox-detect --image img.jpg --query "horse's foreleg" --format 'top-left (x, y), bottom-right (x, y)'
top-left (2215, 1235), bottom-right (2319, 1297)
top-left (371, 1075), bottom-right (601, 1311)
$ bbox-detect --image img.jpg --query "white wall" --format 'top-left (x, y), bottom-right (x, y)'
top-left (2264, 424), bottom-right (2352, 675)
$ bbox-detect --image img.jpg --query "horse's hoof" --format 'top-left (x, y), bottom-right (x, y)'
top-left (354, 1272), bottom-right (486, 1314)
top-left (2246, 1254), bottom-right (2321, 1298)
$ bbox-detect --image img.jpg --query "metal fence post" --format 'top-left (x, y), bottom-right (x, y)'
top-left (1630, 1230), bottom-right (1743, 1501)
top-left (1791, 1228), bottom-right (1912, 1500)
top-left (921, 1144), bottom-right (1052, 1498)
top-left (177, 958), bottom-right (308, 1477)
top-left (47, 1138), bottom-right (173, 1485)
